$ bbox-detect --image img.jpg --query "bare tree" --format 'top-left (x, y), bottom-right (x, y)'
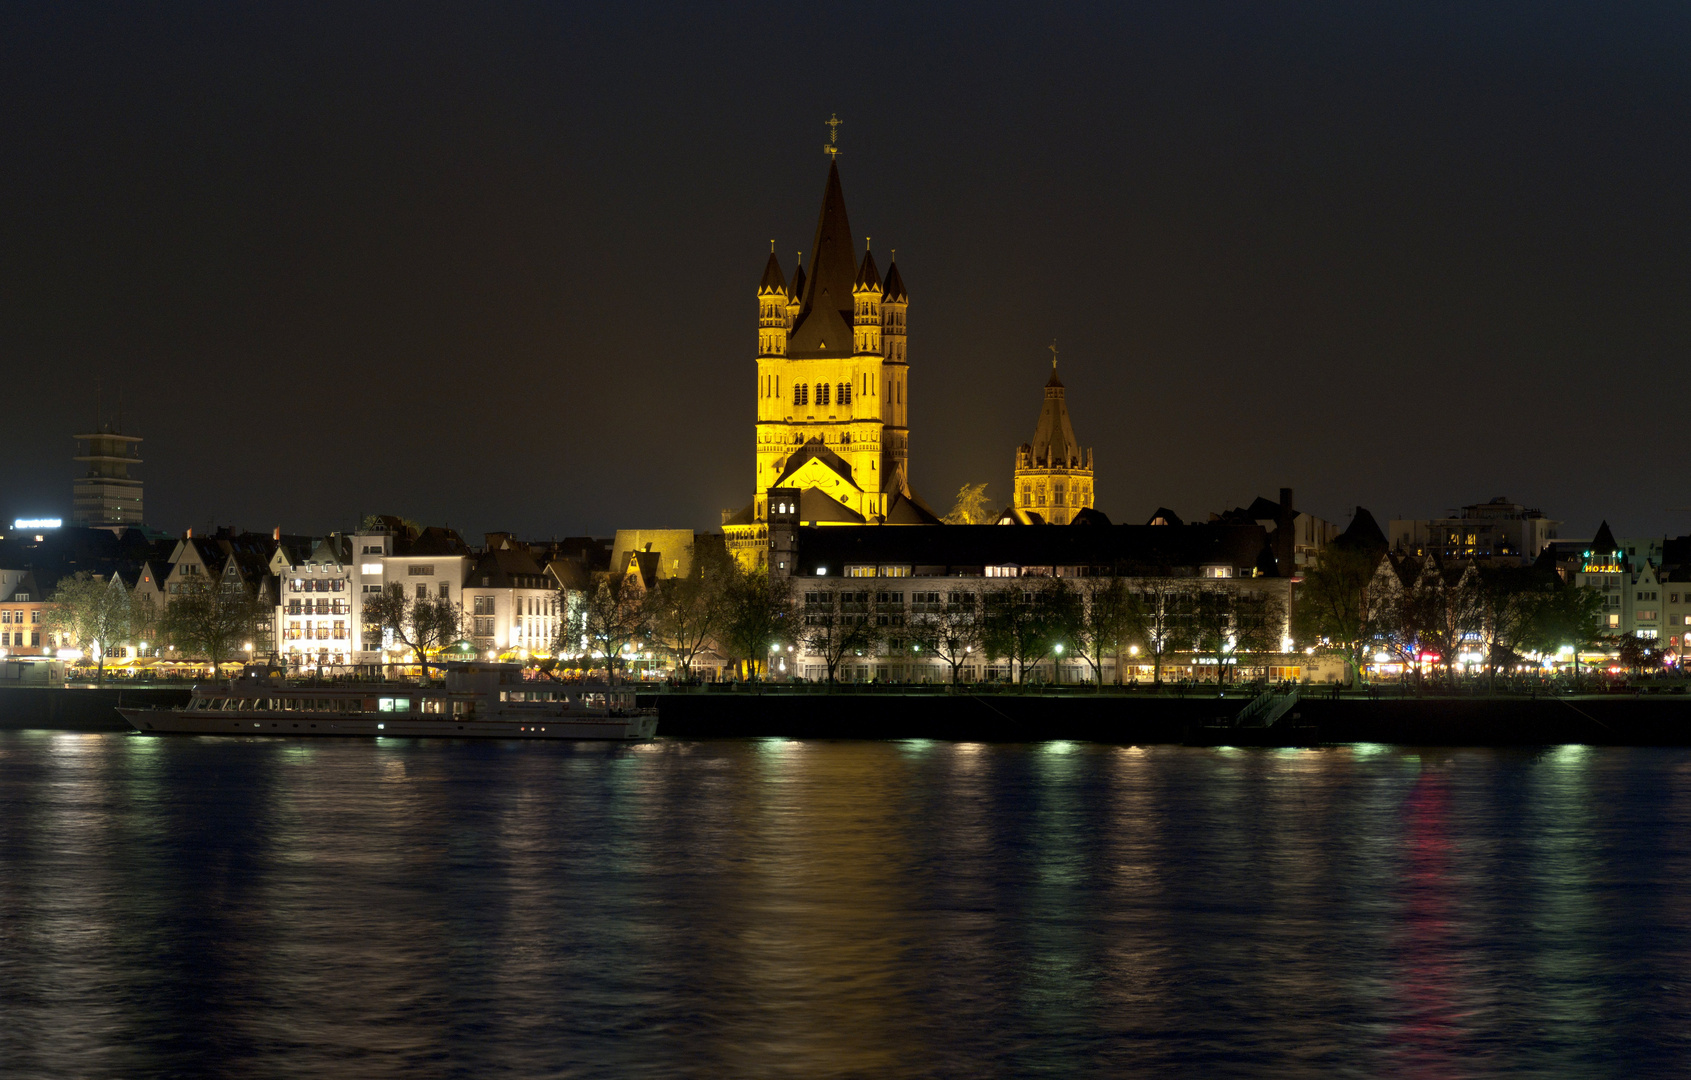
top-left (579, 576), bottom-right (653, 684)
top-left (163, 576), bottom-right (265, 676)
top-left (1073, 577), bottom-right (1146, 686)
top-left (980, 578), bottom-right (1073, 684)
top-left (1233, 590), bottom-right (1288, 681)
top-left (1189, 587), bottom-right (1235, 684)
top-left (1399, 560), bottom-right (1482, 685)
top-left (362, 583), bottom-right (465, 678)
top-left (1291, 543), bottom-right (1388, 684)
top-left (909, 589), bottom-right (983, 684)
top-left (1475, 564), bottom-right (1550, 687)
top-left (720, 567), bottom-right (796, 679)
top-left (649, 545), bottom-right (733, 680)
top-left (42, 572), bottom-right (133, 683)
top-left (800, 588), bottom-right (882, 684)
top-left (1136, 578), bottom-right (1188, 686)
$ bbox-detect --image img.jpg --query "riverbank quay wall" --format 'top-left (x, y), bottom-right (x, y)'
top-left (652, 688), bottom-right (1691, 745)
top-left (4, 685), bottom-right (1689, 744)
top-left (0, 685), bottom-right (189, 731)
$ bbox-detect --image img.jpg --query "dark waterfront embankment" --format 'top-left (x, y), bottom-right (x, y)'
top-left (6, 684), bottom-right (1688, 744)
top-left (0, 685), bottom-right (189, 731)
top-left (652, 687), bottom-right (1691, 745)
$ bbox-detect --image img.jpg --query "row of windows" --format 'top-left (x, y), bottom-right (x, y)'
top-left (0, 610), bottom-right (41, 624)
top-left (0, 631), bottom-right (40, 647)
top-left (791, 382), bottom-right (857, 407)
top-left (285, 622), bottom-right (348, 641)
top-left (289, 578), bottom-right (346, 593)
top-left (288, 599), bottom-right (349, 615)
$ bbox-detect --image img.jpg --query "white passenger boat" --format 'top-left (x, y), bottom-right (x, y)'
top-left (120, 661), bottom-right (658, 740)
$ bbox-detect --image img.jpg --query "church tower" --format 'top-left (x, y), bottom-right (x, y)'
top-left (725, 128), bottom-right (936, 570)
top-left (1012, 354), bottom-right (1094, 525)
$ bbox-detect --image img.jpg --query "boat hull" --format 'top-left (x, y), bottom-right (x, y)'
top-left (119, 708), bottom-right (657, 740)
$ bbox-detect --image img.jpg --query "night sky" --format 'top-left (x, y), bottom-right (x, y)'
top-left (2, 3), bottom-right (1687, 542)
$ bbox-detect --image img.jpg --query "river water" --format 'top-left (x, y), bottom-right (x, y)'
top-left (1, 733), bottom-right (1688, 1078)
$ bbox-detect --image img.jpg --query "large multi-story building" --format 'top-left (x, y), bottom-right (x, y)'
top-left (769, 514), bottom-right (1324, 684)
top-left (1389, 497), bottom-right (1559, 565)
top-left (1011, 360), bottom-right (1094, 525)
top-left (724, 150), bottom-right (937, 568)
top-left (72, 425), bottom-right (143, 527)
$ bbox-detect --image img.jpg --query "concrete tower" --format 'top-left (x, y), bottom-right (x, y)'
top-left (72, 425), bottom-right (143, 527)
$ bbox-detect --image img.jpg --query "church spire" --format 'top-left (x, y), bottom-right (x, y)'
top-left (788, 155), bottom-right (858, 355)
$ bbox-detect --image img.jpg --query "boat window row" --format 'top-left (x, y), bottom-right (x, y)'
top-left (191, 696), bottom-right (453, 714)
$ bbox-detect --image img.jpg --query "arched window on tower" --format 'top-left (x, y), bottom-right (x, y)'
top-left (839, 382), bottom-right (852, 405)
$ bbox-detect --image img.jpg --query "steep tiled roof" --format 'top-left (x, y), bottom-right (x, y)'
top-left (881, 260), bottom-right (906, 303)
top-left (757, 251), bottom-right (787, 295)
top-left (787, 160), bottom-right (857, 356)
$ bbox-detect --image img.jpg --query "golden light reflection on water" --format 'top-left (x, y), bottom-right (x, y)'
top-left (1, 735), bottom-right (1689, 1077)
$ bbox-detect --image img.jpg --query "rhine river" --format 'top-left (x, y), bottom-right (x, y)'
top-left (2, 733), bottom-right (1689, 1078)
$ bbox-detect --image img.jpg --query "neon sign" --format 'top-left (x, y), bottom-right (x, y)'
top-left (12, 518), bottom-right (61, 529)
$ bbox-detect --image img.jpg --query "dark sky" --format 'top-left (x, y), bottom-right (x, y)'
top-left (3, 3), bottom-right (1688, 543)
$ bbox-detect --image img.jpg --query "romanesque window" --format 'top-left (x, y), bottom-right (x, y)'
top-left (817, 383), bottom-right (831, 407)
top-left (793, 383), bottom-right (808, 406)
top-left (839, 382), bottom-right (851, 405)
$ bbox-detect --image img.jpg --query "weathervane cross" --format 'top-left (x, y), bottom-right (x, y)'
top-left (1049, 340), bottom-right (1059, 369)
top-left (824, 113), bottom-right (842, 158)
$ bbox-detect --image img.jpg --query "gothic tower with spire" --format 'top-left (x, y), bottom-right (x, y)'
top-left (725, 144), bottom-right (935, 569)
top-left (1012, 357), bottom-right (1094, 525)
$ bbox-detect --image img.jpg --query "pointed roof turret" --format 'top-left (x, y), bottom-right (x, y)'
top-left (854, 244), bottom-right (881, 292)
top-left (881, 258), bottom-right (906, 302)
top-left (757, 251), bottom-right (787, 296)
top-left (789, 254), bottom-right (805, 301)
top-left (1591, 520), bottom-right (1620, 555)
top-left (1028, 361), bottom-right (1081, 466)
top-left (788, 160), bottom-right (857, 355)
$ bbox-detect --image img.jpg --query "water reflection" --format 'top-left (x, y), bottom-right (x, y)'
top-left (1, 736), bottom-right (1689, 1077)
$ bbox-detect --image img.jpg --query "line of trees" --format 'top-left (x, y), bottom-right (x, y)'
top-left (1294, 547), bottom-right (1607, 685)
top-left (788, 575), bottom-right (1289, 687)
top-left (42, 572), bottom-right (269, 679)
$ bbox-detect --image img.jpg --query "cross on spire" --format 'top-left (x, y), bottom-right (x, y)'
top-left (823, 113), bottom-right (842, 159)
top-left (1049, 340), bottom-right (1059, 369)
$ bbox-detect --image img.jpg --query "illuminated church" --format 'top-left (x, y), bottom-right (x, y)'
top-left (724, 148), bottom-right (938, 568)
top-left (1008, 354), bottom-right (1095, 525)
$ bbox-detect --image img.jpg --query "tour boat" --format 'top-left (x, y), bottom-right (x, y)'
top-left (119, 661), bottom-right (658, 740)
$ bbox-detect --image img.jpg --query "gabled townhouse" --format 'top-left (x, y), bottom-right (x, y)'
top-left (278, 535), bottom-right (356, 668)
top-left (0, 570), bottom-right (54, 656)
top-left (462, 536), bottom-right (562, 659)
